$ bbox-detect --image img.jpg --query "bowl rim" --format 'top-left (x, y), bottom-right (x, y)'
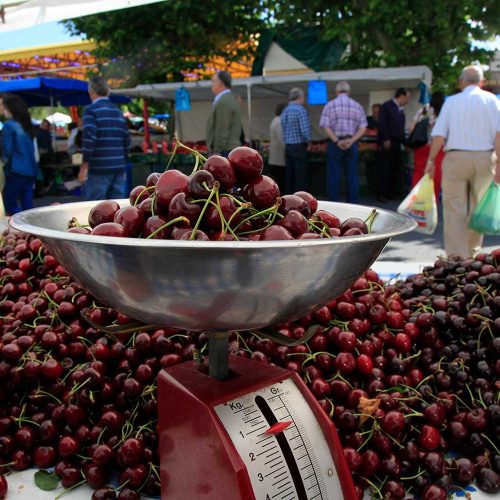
top-left (9, 199), bottom-right (417, 249)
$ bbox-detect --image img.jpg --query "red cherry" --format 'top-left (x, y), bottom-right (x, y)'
top-left (203, 155), bottom-right (236, 190)
top-left (259, 225), bottom-right (293, 240)
top-left (278, 194), bottom-right (311, 217)
top-left (228, 146), bottom-right (263, 183)
top-left (242, 175), bottom-right (280, 209)
top-left (168, 192), bottom-right (201, 225)
top-left (114, 206), bottom-right (145, 236)
top-left (293, 191), bottom-right (318, 212)
top-left (155, 169), bottom-right (190, 208)
top-left (128, 185), bottom-right (149, 205)
top-left (278, 210), bottom-right (308, 237)
top-left (67, 227), bottom-right (91, 234)
top-left (0, 474), bottom-right (7, 498)
top-left (188, 170), bottom-right (215, 197)
top-left (381, 411), bottom-right (406, 436)
top-left (142, 215), bottom-right (171, 239)
top-left (312, 210), bottom-right (340, 229)
top-left (91, 222), bottom-right (130, 238)
top-left (88, 200), bottom-right (120, 228)
top-left (418, 425), bottom-right (441, 450)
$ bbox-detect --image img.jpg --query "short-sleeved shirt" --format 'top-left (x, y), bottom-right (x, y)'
top-left (431, 85), bottom-right (500, 151)
top-left (319, 94), bottom-right (367, 136)
top-left (280, 103), bottom-right (312, 144)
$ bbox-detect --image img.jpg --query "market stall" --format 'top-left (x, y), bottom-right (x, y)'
top-left (116, 65), bottom-right (432, 144)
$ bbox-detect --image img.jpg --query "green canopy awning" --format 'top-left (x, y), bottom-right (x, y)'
top-left (252, 27), bottom-right (346, 76)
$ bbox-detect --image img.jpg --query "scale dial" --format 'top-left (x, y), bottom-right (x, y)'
top-left (215, 378), bottom-right (342, 500)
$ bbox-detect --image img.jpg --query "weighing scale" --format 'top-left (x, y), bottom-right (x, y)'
top-left (158, 333), bottom-right (355, 499)
top-left (10, 200), bottom-right (416, 500)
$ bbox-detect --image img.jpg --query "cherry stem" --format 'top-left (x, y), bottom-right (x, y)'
top-left (190, 183), bottom-right (219, 239)
top-left (481, 433), bottom-right (500, 455)
top-left (174, 137), bottom-right (207, 164)
top-left (364, 208), bottom-right (378, 233)
top-left (54, 479), bottom-right (87, 499)
top-left (164, 139), bottom-right (179, 171)
top-left (401, 469), bottom-right (426, 481)
top-left (145, 216), bottom-right (190, 239)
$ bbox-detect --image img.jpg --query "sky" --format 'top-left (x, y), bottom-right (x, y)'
top-left (0, 22), bottom-right (78, 51)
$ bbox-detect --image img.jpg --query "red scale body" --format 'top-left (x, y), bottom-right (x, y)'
top-left (158, 355), bottom-right (355, 499)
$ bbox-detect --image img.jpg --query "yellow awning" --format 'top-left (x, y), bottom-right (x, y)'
top-left (0, 40), bottom-right (96, 62)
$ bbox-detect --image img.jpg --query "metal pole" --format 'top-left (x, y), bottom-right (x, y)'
top-left (246, 84), bottom-right (252, 147)
top-left (208, 332), bottom-right (229, 380)
top-left (49, 94), bottom-right (57, 152)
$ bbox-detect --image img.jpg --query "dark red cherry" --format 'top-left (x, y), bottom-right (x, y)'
top-left (259, 226), bottom-right (293, 240)
top-left (128, 185), bottom-right (149, 205)
top-left (242, 175), bottom-right (280, 209)
top-left (67, 227), bottom-right (91, 234)
top-left (88, 200), bottom-right (120, 228)
top-left (114, 206), bottom-right (144, 236)
top-left (188, 170), bottom-right (215, 197)
top-left (205, 195), bottom-right (242, 231)
top-left (168, 192), bottom-right (201, 225)
top-left (146, 172), bottom-right (161, 187)
top-left (155, 169), bottom-right (190, 208)
top-left (179, 230), bottom-right (209, 241)
top-left (312, 210), bottom-right (340, 229)
top-left (279, 210), bottom-right (309, 237)
top-left (142, 216), bottom-right (171, 239)
top-left (228, 146), bottom-right (263, 183)
top-left (91, 223), bottom-right (130, 238)
top-left (294, 191), bottom-right (318, 212)
top-left (203, 155), bottom-right (236, 191)
top-left (278, 194), bottom-right (311, 217)
top-left (340, 217), bottom-right (368, 235)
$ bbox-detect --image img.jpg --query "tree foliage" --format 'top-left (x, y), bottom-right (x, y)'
top-left (64, 0), bottom-right (500, 90)
top-left (268, 0), bottom-right (500, 90)
top-left (64, 1), bottom-right (268, 86)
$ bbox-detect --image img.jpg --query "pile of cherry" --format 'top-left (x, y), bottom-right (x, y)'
top-left (0, 228), bottom-right (498, 499)
top-left (71, 145), bottom-right (374, 240)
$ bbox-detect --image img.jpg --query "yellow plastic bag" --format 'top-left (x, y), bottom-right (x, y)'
top-left (397, 174), bottom-right (437, 234)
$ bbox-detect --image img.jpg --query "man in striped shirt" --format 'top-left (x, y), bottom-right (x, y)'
top-left (79, 76), bottom-right (130, 200)
top-left (319, 81), bottom-right (367, 203)
top-left (280, 87), bottom-right (312, 193)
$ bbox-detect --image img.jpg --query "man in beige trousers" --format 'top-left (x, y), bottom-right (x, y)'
top-left (425, 65), bottom-right (500, 257)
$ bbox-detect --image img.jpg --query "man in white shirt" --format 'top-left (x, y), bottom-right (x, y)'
top-left (425, 65), bottom-right (500, 257)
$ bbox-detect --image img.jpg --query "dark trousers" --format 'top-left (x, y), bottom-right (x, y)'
top-left (3, 173), bottom-right (34, 215)
top-left (285, 143), bottom-right (308, 194)
top-left (326, 141), bottom-right (359, 203)
top-left (379, 140), bottom-right (403, 199)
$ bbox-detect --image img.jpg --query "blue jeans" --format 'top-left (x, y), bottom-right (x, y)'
top-left (3, 173), bottom-right (34, 215)
top-left (84, 172), bottom-right (127, 201)
top-left (326, 141), bottom-right (359, 203)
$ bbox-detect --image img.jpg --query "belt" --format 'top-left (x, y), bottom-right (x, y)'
top-left (336, 135), bottom-right (352, 140)
top-left (447, 149), bottom-right (493, 152)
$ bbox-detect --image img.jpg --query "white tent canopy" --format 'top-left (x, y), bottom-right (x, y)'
top-left (0, 0), bottom-right (165, 32)
top-left (116, 65), bottom-right (432, 142)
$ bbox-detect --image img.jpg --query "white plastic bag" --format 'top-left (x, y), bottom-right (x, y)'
top-left (397, 174), bottom-right (437, 234)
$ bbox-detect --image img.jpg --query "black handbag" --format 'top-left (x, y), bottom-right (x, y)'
top-left (407, 117), bottom-right (429, 149)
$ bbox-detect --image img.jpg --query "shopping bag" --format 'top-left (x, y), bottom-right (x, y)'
top-left (468, 182), bottom-right (500, 234)
top-left (397, 174), bottom-right (437, 234)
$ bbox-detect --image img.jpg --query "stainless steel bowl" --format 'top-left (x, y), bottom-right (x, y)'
top-left (10, 200), bottom-right (415, 331)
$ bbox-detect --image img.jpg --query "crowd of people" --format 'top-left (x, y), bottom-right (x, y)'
top-left (0, 65), bottom-right (499, 258)
top-left (205, 65), bottom-right (500, 257)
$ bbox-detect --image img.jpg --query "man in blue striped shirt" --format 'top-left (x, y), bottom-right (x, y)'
top-left (280, 87), bottom-right (311, 194)
top-left (79, 76), bottom-right (130, 200)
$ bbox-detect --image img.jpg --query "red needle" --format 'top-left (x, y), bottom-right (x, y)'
top-left (264, 421), bottom-right (292, 435)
